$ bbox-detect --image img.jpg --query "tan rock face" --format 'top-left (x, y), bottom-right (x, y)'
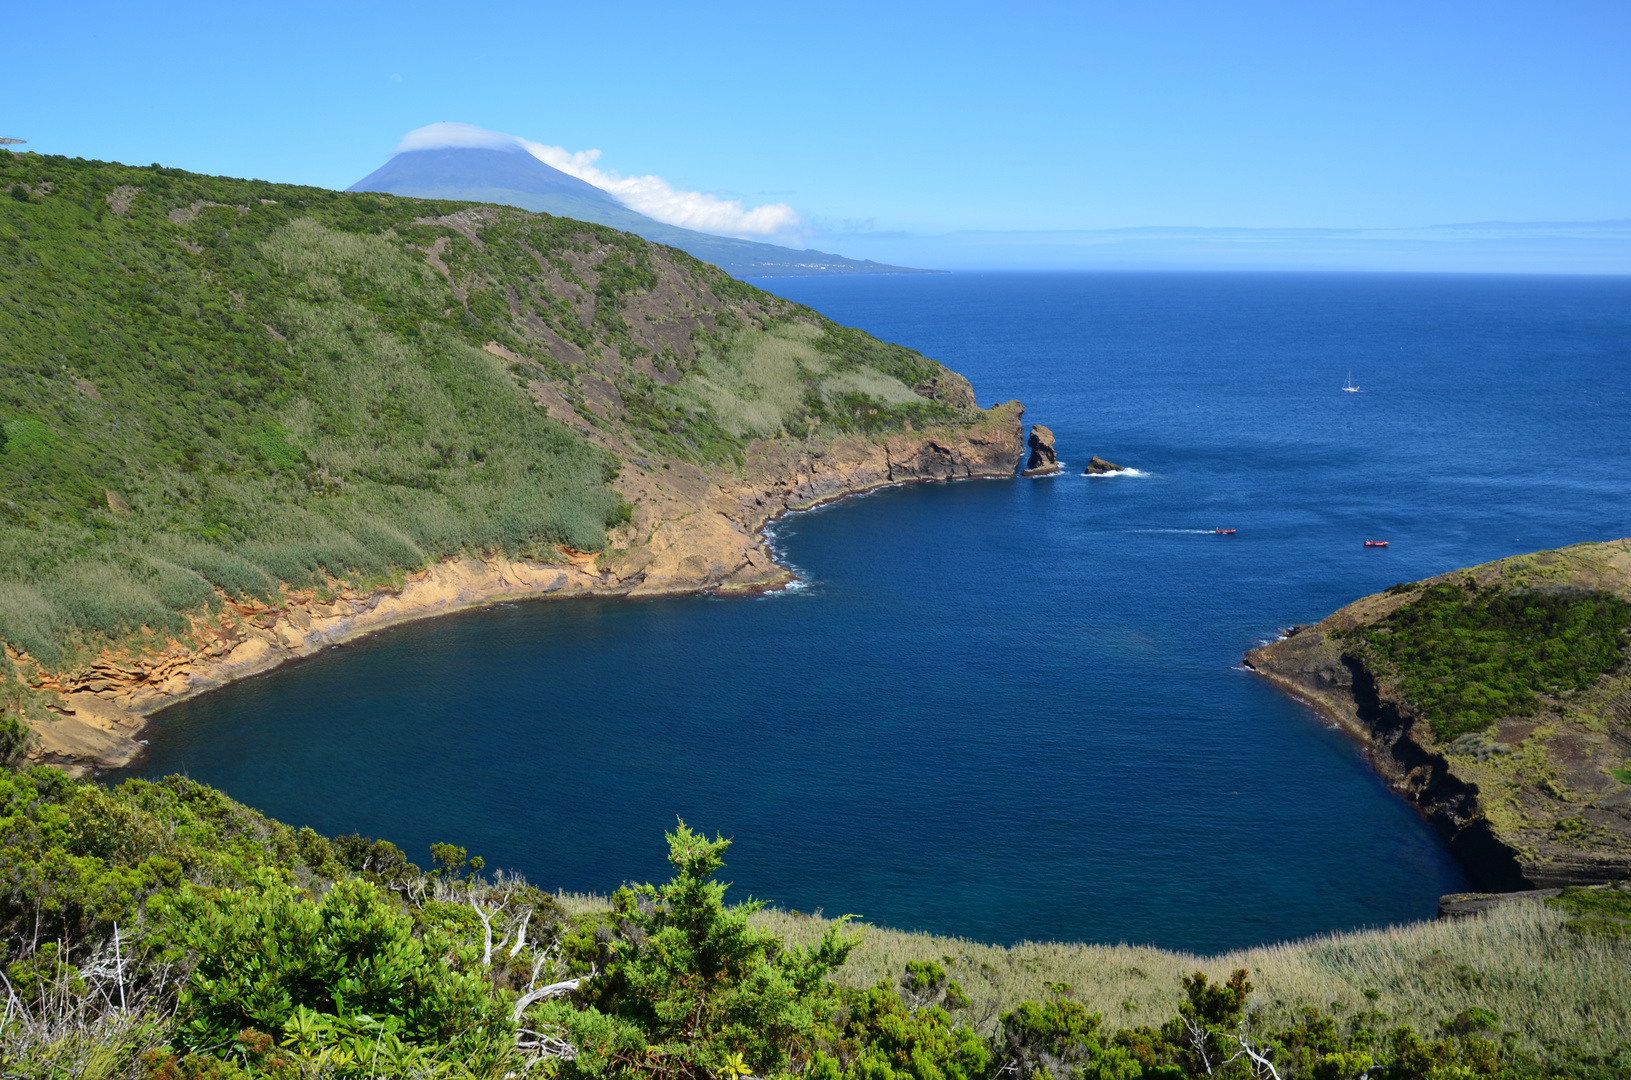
top-left (1021, 424), bottom-right (1060, 476)
top-left (1244, 538), bottom-right (1631, 891)
top-left (18, 404), bottom-right (1026, 771)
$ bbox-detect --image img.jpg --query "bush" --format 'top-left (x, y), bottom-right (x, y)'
top-left (1351, 583), bottom-right (1631, 738)
top-left (160, 877), bottom-right (512, 1071)
top-left (545, 822), bottom-right (860, 1080)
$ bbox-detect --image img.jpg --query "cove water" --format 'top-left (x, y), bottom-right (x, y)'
top-left (125, 272), bottom-right (1631, 954)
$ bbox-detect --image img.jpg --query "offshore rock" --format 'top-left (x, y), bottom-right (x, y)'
top-left (1022, 424), bottom-right (1061, 476)
top-left (1084, 455), bottom-right (1126, 474)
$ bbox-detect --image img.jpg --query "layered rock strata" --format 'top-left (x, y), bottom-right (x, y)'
top-left (1245, 539), bottom-right (1631, 890)
top-left (23, 404), bottom-right (1025, 773)
top-left (1438, 889), bottom-right (1560, 920)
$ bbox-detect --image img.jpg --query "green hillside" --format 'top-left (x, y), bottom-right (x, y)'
top-left (0, 152), bottom-right (982, 673)
top-left (1247, 540), bottom-right (1631, 889)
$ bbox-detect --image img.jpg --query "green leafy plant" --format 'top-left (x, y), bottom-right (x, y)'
top-left (1350, 583), bottom-right (1631, 738)
top-left (160, 877), bottom-right (512, 1073)
top-left (543, 822), bottom-right (860, 1080)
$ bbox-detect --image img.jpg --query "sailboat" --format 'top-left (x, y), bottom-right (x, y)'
top-left (1343, 371), bottom-right (1361, 393)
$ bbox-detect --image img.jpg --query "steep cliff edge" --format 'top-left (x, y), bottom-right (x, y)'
top-left (1245, 539), bottom-right (1631, 889)
top-left (1021, 424), bottom-right (1060, 476)
top-left (0, 153), bottom-right (1025, 771)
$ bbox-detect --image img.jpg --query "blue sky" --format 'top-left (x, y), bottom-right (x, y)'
top-left (6, 0), bottom-right (1629, 265)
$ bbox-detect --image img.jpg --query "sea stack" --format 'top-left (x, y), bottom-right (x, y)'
top-left (1022, 424), bottom-right (1061, 476)
top-left (1083, 455), bottom-right (1127, 474)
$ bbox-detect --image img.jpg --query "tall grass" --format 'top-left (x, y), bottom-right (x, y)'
top-left (0, 935), bottom-right (175, 1080)
top-left (684, 321), bottom-right (941, 440)
top-left (555, 894), bottom-right (1630, 1059)
top-left (689, 324), bottom-right (827, 438)
top-left (0, 168), bottom-right (622, 668)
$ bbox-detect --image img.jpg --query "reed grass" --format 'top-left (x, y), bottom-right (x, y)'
top-left (0, 153), bottom-right (974, 674)
top-left (556, 893), bottom-right (1629, 1061)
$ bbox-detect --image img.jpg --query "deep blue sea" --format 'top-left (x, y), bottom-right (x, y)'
top-left (125, 273), bottom-right (1631, 954)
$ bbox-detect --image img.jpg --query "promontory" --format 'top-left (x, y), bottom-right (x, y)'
top-left (1246, 539), bottom-right (1631, 889)
top-left (0, 152), bottom-right (1024, 770)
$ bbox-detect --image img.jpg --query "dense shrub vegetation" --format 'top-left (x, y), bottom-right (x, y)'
top-left (0, 152), bottom-right (979, 671)
top-left (1349, 582), bottom-right (1631, 739)
top-left (0, 154), bottom-right (623, 668)
top-left (1547, 886), bottom-right (1631, 937)
top-left (0, 746), bottom-right (1624, 1078)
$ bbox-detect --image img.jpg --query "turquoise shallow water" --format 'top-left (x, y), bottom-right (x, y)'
top-left (125, 272), bottom-right (1631, 953)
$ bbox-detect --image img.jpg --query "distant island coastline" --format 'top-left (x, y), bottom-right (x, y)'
top-left (349, 144), bottom-right (935, 279)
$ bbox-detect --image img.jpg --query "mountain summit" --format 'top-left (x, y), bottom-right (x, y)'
top-left (350, 145), bottom-right (924, 278)
top-left (349, 146), bottom-right (636, 227)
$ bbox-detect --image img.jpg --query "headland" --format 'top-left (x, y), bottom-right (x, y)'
top-left (1245, 539), bottom-right (1631, 889)
top-left (0, 152), bottom-right (1023, 772)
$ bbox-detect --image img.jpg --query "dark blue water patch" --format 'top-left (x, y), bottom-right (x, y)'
top-left (127, 272), bottom-right (1631, 954)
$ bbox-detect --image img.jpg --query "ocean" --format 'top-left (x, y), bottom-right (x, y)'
top-left (123, 272), bottom-right (1631, 953)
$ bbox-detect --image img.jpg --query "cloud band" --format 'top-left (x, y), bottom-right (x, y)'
top-left (395, 123), bottom-right (800, 239)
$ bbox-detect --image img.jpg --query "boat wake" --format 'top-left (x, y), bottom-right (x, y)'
top-left (1124, 527), bottom-right (1216, 535)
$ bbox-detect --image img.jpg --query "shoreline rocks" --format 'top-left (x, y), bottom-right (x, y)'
top-left (1438, 889), bottom-right (1561, 920)
top-left (1021, 424), bottom-right (1061, 476)
top-left (1083, 455), bottom-right (1126, 474)
top-left (22, 405), bottom-right (1027, 774)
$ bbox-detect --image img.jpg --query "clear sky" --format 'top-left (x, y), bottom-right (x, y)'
top-left (6, 0), bottom-right (1629, 242)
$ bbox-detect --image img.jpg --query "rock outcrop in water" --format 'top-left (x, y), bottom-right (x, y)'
top-left (1083, 456), bottom-right (1126, 474)
top-left (1244, 539), bottom-right (1631, 890)
top-left (1021, 424), bottom-right (1061, 476)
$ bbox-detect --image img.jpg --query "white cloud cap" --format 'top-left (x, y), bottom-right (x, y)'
top-left (395, 122), bottom-right (519, 153)
top-left (394, 123), bottom-right (800, 240)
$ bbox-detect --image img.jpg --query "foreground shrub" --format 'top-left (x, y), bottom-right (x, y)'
top-left (542, 822), bottom-right (860, 1080)
top-left (0, 764), bottom-right (1625, 1078)
top-left (159, 877), bottom-right (512, 1072)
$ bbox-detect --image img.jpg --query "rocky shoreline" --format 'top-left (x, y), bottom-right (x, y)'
top-left (1244, 539), bottom-right (1631, 890)
top-left (22, 405), bottom-right (1026, 774)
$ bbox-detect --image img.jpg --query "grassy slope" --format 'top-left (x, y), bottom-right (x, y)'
top-left (1256, 540), bottom-right (1631, 878)
top-left (0, 152), bottom-right (989, 681)
top-left (555, 883), bottom-right (1631, 1068)
top-left (767, 904), bottom-right (1631, 1064)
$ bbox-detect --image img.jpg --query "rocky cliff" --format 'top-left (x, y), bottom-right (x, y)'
top-left (0, 155), bottom-right (1029, 773)
top-left (1245, 539), bottom-right (1631, 889)
top-left (1021, 424), bottom-right (1060, 476)
top-left (22, 406), bottom-right (1024, 772)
